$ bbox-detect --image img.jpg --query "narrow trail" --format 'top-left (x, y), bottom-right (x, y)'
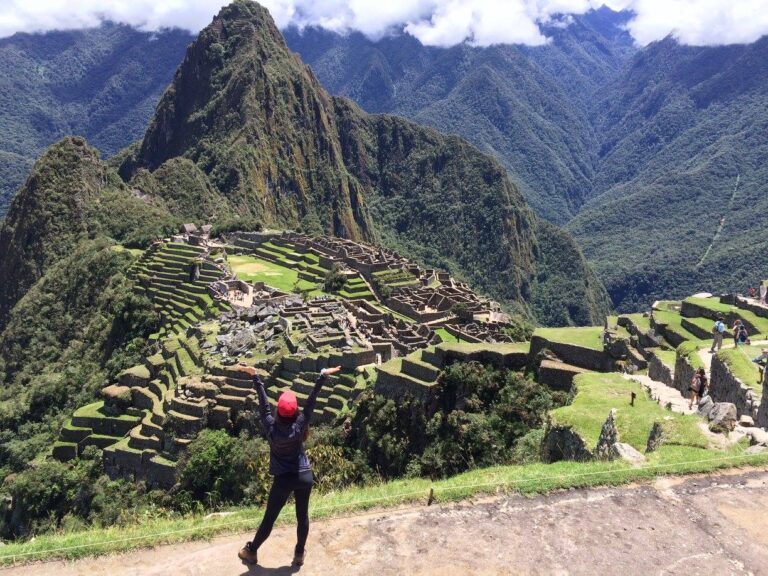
top-left (623, 373), bottom-right (695, 415)
top-left (697, 173), bottom-right (740, 267)
top-left (5, 470), bottom-right (768, 576)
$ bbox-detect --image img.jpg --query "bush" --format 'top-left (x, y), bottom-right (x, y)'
top-left (346, 362), bottom-right (554, 479)
top-left (178, 430), bottom-right (270, 507)
top-left (323, 263), bottom-right (347, 294)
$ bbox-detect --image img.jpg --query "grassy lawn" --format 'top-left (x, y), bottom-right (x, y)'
top-left (619, 313), bottom-right (651, 333)
top-left (437, 342), bottom-right (531, 355)
top-left (551, 373), bottom-right (707, 450)
top-left (435, 328), bottom-right (464, 343)
top-left (533, 326), bottom-right (604, 351)
top-left (2, 440), bottom-right (764, 565)
top-left (227, 254), bottom-right (321, 295)
top-left (653, 310), bottom-right (704, 345)
top-left (654, 349), bottom-right (678, 369)
top-left (684, 296), bottom-right (732, 314)
top-left (717, 347), bottom-right (762, 390)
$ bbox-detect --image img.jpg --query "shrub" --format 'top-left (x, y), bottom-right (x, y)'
top-left (346, 362), bottom-right (554, 479)
top-left (323, 263), bottom-right (347, 294)
top-left (178, 430), bottom-right (270, 507)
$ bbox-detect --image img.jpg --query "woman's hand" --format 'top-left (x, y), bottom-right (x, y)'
top-left (321, 366), bottom-right (342, 376)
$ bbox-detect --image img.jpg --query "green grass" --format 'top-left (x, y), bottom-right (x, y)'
top-left (653, 310), bottom-right (704, 345)
top-left (654, 349), bottom-right (678, 369)
top-left (551, 373), bottom-right (707, 450)
top-left (1, 441), bottom-right (764, 566)
top-left (227, 254), bottom-right (322, 295)
top-left (677, 341), bottom-right (705, 370)
top-left (717, 347), bottom-right (762, 391)
top-left (73, 402), bottom-right (138, 422)
top-left (533, 326), bottom-right (604, 351)
top-left (620, 313), bottom-right (651, 333)
top-left (683, 297), bottom-right (732, 314)
top-left (434, 328), bottom-right (463, 343)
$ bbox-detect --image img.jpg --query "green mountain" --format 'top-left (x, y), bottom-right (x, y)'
top-left (0, 137), bottom-right (175, 324)
top-left (283, 9), bottom-right (635, 224)
top-left (285, 20), bottom-right (768, 310)
top-left (0, 24), bottom-right (193, 216)
top-left (568, 36), bottom-right (768, 310)
top-left (0, 0), bottom-right (609, 512)
top-left (116, 0), bottom-right (609, 325)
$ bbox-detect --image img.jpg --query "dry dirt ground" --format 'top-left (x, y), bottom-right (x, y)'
top-left (5, 468), bottom-right (768, 576)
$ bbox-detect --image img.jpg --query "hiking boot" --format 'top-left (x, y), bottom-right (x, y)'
top-left (238, 542), bottom-right (258, 565)
top-left (293, 548), bottom-right (306, 567)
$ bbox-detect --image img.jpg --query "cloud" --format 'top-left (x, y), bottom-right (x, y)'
top-left (0, 0), bottom-right (766, 47)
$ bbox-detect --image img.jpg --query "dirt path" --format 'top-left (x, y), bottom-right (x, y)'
top-left (6, 469), bottom-right (768, 576)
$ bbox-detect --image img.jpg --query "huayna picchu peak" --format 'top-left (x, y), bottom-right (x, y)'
top-left (113, 0), bottom-right (609, 327)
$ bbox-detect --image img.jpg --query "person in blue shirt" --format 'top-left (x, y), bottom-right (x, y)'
top-left (710, 317), bottom-right (726, 353)
top-left (237, 364), bottom-right (341, 567)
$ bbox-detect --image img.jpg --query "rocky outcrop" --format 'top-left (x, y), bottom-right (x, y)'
top-left (542, 425), bottom-right (593, 462)
top-left (755, 369), bottom-right (768, 428)
top-left (708, 402), bottom-right (738, 433)
top-left (595, 409), bottom-right (619, 460)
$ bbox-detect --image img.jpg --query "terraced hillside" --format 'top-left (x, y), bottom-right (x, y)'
top-left (128, 242), bottom-right (230, 341)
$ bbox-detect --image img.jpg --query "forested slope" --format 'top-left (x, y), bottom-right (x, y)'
top-left (0, 24), bottom-right (193, 216)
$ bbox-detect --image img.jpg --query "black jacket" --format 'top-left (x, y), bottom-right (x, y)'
top-left (254, 373), bottom-right (327, 476)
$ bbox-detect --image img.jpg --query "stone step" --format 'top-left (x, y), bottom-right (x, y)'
top-left (140, 413), bottom-right (163, 437)
top-left (170, 396), bottom-right (208, 418)
top-left (166, 410), bottom-right (205, 437)
top-left (221, 385), bottom-right (254, 398)
top-left (128, 427), bottom-right (162, 451)
top-left (216, 395), bottom-right (248, 410)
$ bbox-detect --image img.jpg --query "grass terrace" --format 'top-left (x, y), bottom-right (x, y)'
top-left (227, 254), bottom-right (320, 295)
top-left (717, 347), bottom-right (763, 391)
top-left (550, 373), bottom-right (708, 451)
top-left (652, 309), bottom-right (704, 346)
top-left (533, 326), bottom-right (604, 351)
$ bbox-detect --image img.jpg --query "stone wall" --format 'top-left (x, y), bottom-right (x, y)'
top-left (672, 349), bottom-right (699, 399)
top-left (648, 354), bottom-right (674, 387)
top-left (735, 296), bottom-right (768, 319)
top-left (374, 369), bottom-right (436, 402)
top-left (529, 336), bottom-right (615, 372)
top-left (756, 369), bottom-right (768, 428)
top-left (709, 355), bottom-right (760, 419)
top-left (538, 360), bottom-right (588, 391)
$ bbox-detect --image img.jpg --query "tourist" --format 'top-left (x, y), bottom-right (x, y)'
top-left (237, 364), bottom-right (342, 567)
top-left (689, 368), bottom-right (707, 409)
top-left (736, 323), bottom-right (750, 346)
top-left (710, 317), bottom-right (726, 353)
top-left (732, 319), bottom-right (743, 346)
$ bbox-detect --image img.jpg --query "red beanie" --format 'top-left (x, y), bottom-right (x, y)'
top-left (277, 391), bottom-right (298, 418)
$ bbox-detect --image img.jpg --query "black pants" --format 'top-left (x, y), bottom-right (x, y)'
top-left (252, 470), bottom-right (313, 553)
